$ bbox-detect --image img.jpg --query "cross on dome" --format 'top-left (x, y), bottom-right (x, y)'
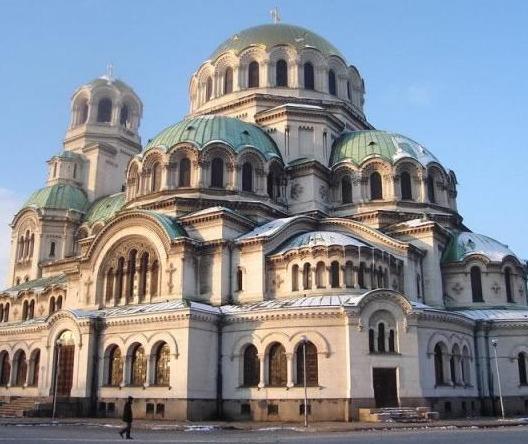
top-left (270, 7), bottom-right (281, 24)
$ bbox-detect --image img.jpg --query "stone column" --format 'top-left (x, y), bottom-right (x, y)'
top-left (258, 353), bottom-right (265, 388)
top-left (286, 353), bottom-right (294, 388)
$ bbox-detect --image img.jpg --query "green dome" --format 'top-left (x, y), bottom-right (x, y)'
top-left (210, 23), bottom-right (345, 61)
top-left (330, 130), bottom-right (440, 167)
top-left (84, 192), bottom-right (126, 225)
top-left (145, 115), bottom-right (282, 161)
top-left (24, 183), bottom-right (89, 213)
top-left (442, 231), bottom-right (520, 264)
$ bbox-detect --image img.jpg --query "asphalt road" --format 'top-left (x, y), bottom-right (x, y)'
top-left (0, 424), bottom-right (527, 443)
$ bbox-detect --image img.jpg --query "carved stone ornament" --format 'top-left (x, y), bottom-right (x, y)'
top-left (319, 185), bottom-right (329, 202)
top-left (491, 282), bottom-right (500, 294)
top-left (290, 182), bottom-right (303, 200)
top-left (452, 282), bottom-right (463, 295)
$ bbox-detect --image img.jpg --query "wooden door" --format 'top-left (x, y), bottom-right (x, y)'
top-left (57, 345), bottom-right (75, 397)
top-left (373, 368), bottom-right (398, 408)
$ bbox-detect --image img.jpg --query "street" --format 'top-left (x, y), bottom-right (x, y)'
top-left (0, 424), bottom-right (527, 443)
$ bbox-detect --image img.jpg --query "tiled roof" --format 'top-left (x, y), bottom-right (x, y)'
top-left (330, 130), bottom-right (440, 167)
top-left (210, 23), bottom-right (345, 61)
top-left (144, 115), bottom-right (281, 161)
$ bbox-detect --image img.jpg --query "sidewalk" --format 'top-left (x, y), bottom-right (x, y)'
top-left (0, 416), bottom-right (527, 433)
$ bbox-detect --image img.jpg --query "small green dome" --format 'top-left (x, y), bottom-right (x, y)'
top-left (145, 115), bottom-right (282, 161)
top-left (442, 231), bottom-right (520, 264)
top-left (330, 130), bottom-right (440, 167)
top-left (24, 183), bottom-right (89, 213)
top-left (84, 192), bottom-right (126, 225)
top-left (210, 23), bottom-right (345, 61)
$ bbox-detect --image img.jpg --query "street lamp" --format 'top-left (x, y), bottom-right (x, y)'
top-left (301, 335), bottom-right (308, 428)
top-left (491, 338), bottom-right (505, 420)
top-left (51, 339), bottom-right (63, 421)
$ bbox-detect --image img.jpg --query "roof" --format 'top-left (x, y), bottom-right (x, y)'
top-left (442, 231), bottom-right (519, 264)
top-left (84, 193), bottom-right (126, 225)
top-left (237, 216), bottom-right (305, 241)
top-left (274, 230), bottom-right (369, 255)
top-left (49, 151), bottom-right (83, 161)
top-left (2, 274), bottom-right (67, 296)
top-left (144, 115), bottom-right (281, 161)
top-left (210, 23), bottom-right (345, 61)
top-left (84, 75), bottom-right (135, 93)
top-left (330, 130), bottom-right (440, 167)
top-left (134, 210), bottom-right (187, 239)
top-left (452, 308), bottom-right (528, 321)
top-left (23, 183), bottom-right (89, 213)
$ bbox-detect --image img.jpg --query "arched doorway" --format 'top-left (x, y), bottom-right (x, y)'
top-left (53, 330), bottom-right (76, 397)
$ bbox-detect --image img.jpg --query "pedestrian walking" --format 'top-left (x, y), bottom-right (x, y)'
top-left (119, 396), bottom-right (134, 440)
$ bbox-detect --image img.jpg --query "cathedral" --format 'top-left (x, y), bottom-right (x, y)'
top-left (1, 21), bottom-right (527, 422)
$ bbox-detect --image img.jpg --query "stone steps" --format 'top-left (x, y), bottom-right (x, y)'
top-left (0, 398), bottom-right (40, 418)
top-left (359, 406), bottom-right (439, 423)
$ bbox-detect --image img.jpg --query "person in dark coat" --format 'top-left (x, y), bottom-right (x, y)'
top-left (119, 396), bottom-right (134, 439)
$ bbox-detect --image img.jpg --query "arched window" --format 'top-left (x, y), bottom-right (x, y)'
top-left (56, 296), bottom-right (62, 310)
top-left (17, 236), bottom-right (24, 260)
top-left (139, 253), bottom-right (149, 301)
top-left (292, 264), bottom-right (299, 291)
top-left (462, 346), bottom-right (471, 385)
top-left (368, 329), bottom-right (375, 353)
top-left (154, 343), bottom-right (170, 385)
top-left (346, 80), bottom-right (351, 100)
top-left (126, 250), bottom-right (137, 302)
top-left (14, 351), bottom-right (27, 386)
top-left (105, 268), bottom-right (114, 302)
top-left (450, 353), bottom-right (456, 385)
top-left (151, 162), bottom-right (162, 192)
top-left (150, 260), bottom-right (159, 297)
top-left (73, 163), bottom-right (77, 179)
top-left (49, 297), bottom-right (56, 315)
top-left (29, 350), bottom-right (40, 386)
top-left (28, 300), bottom-right (35, 319)
top-left (242, 162), bottom-right (253, 192)
top-left (23, 230), bottom-right (30, 257)
top-left (377, 323), bottom-right (386, 352)
top-left (389, 329), bottom-right (395, 352)
top-left (243, 345), bottom-right (259, 387)
top-left (211, 157), bottom-right (224, 188)
top-left (268, 343), bottom-right (287, 386)
top-left (519, 352), bottom-right (527, 385)
top-left (22, 300), bottom-right (28, 321)
top-left (345, 261), bottom-right (354, 288)
top-left (78, 98), bottom-right (88, 125)
top-left (130, 344), bottom-right (146, 386)
top-left (224, 67), bottom-right (233, 94)
top-left (115, 257), bottom-right (125, 302)
top-left (119, 104), bottom-right (129, 127)
top-left (248, 61), bottom-right (259, 88)
top-left (427, 176), bottom-right (436, 203)
top-left (179, 158), bottom-right (191, 187)
top-left (29, 234), bottom-right (34, 258)
top-left (49, 241), bottom-right (56, 258)
top-left (416, 274), bottom-right (421, 299)
top-left (0, 352), bottom-right (10, 385)
top-left (341, 176), bottom-right (352, 204)
top-left (303, 263), bottom-right (312, 290)
top-left (434, 343), bottom-right (445, 385)
top-left (108, 346), bottom-right (123, 386)
top-left (315, 261), bottom-right (326, 288)
top-left (97, 98), bottom-right (112, 123)
top-left (236, 268), bottom-right (243, 292)
top-left (205, 76), bottom-right (213, 101)
top-left (0, 305), bottom-right (3, 323)
top-left (358, 262), bottom-right (366, 289)
top-left (304, 62), bottom-right (315, 90)
top-left (470, 266), bottom-right (483, 302)
top-left (505, 268), bottom-right (513, 303)
top-left (296, 341), bottom-right (318, 386)
top-left (276, 59), bottom-right (288, 87)
top-left (400, 171), bottom-right (412, 200)
top-left (330, 261), bottom-right (340, 288)
top-left (328, 69), bottom-right (337, 96)
top-left (370, 172), bottom-right (382, 200)
top-left (3, 303), bottom-right (9, 322)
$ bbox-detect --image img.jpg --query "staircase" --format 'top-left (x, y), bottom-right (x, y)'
top-left (359, 406), bottom-right (439, 423)
top-left (0, 398), bottom-right (40, 417)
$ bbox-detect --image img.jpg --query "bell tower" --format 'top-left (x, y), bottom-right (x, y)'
top-left (63, 68), bottom-right (143, 201)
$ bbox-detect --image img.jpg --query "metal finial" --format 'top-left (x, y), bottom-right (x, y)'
top-left (106, 63), bottom-right (114, 80)
top-left (270, 7), bottom-right (281, 24)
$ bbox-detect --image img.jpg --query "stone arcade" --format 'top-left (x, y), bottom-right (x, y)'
top-left (1, 22), bottom-right (528, 421)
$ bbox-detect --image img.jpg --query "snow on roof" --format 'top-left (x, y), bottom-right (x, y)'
top-left (452, 308), bottom-right (528, 321)
top-left (273, 230), bottom-right (369, 254)
top-left (237, 216), bottom-right (304, 241)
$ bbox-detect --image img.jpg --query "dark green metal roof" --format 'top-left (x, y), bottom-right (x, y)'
top-left (330, 130), bottom-right (440, 167)
top-left (24, 183), bottom-right (89, 213)
top-left (3, 274), bottom-right (67, 294)
top-left (144, 115), bottom-right (281, 161)
top-left (210, 23), bottom-right (345, 61)
top-left (134, 210), bottom-right (186, 239)
top-left (84, 193), bottom-right (126, 225)
top-left (442, 231), bottom-right (519, 264)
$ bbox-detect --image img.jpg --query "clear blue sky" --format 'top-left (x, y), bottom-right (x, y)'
top-left (0, 0), bottom-right (527, 281)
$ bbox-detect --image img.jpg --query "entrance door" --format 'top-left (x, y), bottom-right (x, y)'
top-left (373, 368), bottom-right (398, 408)
top-left (57, 345), bottom-right (75, 397)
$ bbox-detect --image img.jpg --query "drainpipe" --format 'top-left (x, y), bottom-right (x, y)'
top-left (216, 319), bottom-right (223, 420)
